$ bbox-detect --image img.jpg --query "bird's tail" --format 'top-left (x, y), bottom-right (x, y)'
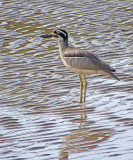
top-left (108, 72), bottom-right (120, 81)
top-left (102, 62), bottom-right (120, 81)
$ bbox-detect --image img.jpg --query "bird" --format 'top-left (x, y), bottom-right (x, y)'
top-left (41, 29), bottom-right (119, 103)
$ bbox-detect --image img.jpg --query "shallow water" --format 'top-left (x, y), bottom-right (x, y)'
top-left (0, 0), bottom-right (133, 160)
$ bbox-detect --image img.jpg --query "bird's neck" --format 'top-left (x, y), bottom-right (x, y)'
top-left (58, 38), bottom-right (69, 54)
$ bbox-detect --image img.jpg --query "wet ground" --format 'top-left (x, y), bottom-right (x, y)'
top-left (0, 0), bottom-right (133, 160)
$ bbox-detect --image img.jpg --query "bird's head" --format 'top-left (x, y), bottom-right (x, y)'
top-left (52, 29), bottom-right (68, 41)
top-left (41, 29), bottom-right (68, 41)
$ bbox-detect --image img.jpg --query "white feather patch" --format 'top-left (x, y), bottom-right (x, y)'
top-left (57, 30), bottom-right (66, 37)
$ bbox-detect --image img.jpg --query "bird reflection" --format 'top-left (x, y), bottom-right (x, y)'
top-left (58, 105), bottom-right (112, 160)
top-left (80, 105), bottom-right (88, 120)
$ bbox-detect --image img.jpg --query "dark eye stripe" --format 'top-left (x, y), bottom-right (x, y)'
top-left (60, 31), bottom-right (66, 37)
top-left (56, 30), bottom-right (66, 37)
top-left (54, 29), bottom-right (68, 41)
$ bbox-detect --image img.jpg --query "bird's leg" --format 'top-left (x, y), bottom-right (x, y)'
top-left (78, 74), bottom-right (83, 103)
top-left (83, 75), bottom-right (87, 103)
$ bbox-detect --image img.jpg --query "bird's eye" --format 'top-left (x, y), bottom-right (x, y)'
top-left (56, 30), bottom-right (61, 35)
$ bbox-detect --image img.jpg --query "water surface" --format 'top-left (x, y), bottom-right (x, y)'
top-left (0, 0), bottom-right (133, 160)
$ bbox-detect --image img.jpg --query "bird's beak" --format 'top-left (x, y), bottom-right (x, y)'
top-left (40, 32), bottom-right (58, 38)
top-left (40, 33), bottom-right (52, 38)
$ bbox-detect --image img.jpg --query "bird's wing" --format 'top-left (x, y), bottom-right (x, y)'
top-left (63, 48), bottom-right (115, 72)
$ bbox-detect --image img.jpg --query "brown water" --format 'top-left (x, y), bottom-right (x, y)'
top-left (0, 0), bottom-right (133, 160)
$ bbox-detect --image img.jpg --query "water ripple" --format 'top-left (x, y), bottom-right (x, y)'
top-left (0, 0), bottom-right (133, 160)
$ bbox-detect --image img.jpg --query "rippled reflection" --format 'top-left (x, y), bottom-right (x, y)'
top-left (59, 106), bottom-right (112, 160)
